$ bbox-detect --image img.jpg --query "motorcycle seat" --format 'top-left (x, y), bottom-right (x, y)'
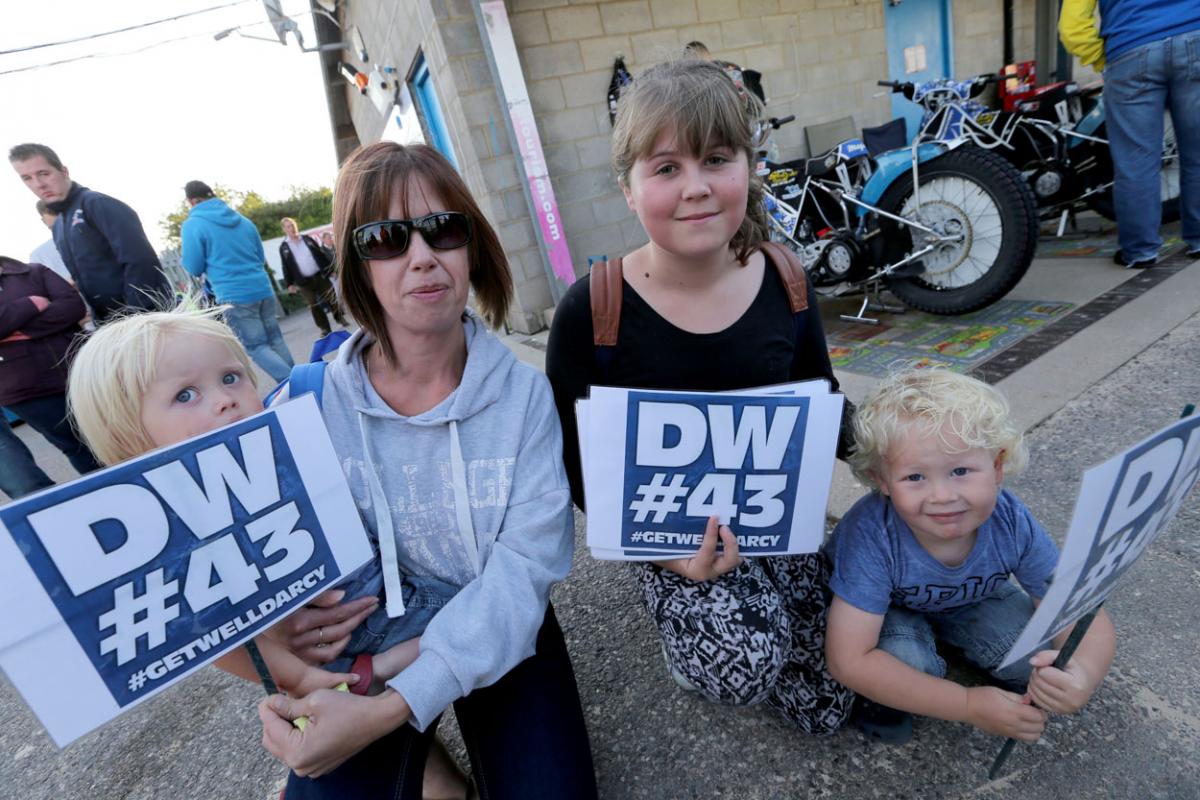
top-left (801, 152), bottom-right (837, 178)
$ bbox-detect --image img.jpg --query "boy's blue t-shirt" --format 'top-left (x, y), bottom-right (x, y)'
top-left (828, 489), bottom-right (1059, 615)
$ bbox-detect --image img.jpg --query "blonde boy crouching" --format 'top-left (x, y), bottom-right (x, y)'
top-left (825, 368), bottom-right (1115, 744)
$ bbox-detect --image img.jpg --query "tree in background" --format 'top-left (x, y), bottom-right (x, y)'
top-left (160, 185), bottom-right (333, 248)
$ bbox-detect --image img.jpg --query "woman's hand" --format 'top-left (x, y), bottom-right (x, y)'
top-left (259, 687), bottom-right (411, 778)
top-left (655, 516), bottom-right (743, 582)
top-left (28, 295), bottom-right (50, 312)
top-left (263, 589), bottom-right (378, 665)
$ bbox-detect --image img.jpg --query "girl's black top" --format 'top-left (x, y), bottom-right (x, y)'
top-left (546, 252), bottom-right (852, 510)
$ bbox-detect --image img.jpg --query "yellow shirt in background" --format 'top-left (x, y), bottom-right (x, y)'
top-left (1060, 0), bottom-right (1107, 71)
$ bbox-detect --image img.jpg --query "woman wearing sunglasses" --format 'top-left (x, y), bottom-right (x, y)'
top-left (258, 142), bottom-right (597, 799)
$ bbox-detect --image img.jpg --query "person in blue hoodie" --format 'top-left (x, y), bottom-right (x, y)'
top-left (1060, 0), bottom-right (1200, 267)
top-left (258, 142), bottom-right (597, 799)
top-left (180, 180), bottom-right (295, 381)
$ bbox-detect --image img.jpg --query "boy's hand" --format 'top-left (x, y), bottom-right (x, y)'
top-left (964, 686), bottom-right (1047, 741)
top-left (655, 516), bottom-right (742, 582)
top-left (1027, 649), bottom-right (1097, 714)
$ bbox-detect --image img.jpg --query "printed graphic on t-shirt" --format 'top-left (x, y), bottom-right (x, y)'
top-left (342, 454), bottom-right (516, 587)
top-left (890, 571), bottom-right (1009, 611)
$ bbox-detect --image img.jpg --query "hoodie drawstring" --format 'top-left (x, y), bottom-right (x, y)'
top-left (358, 414), bottom-right (407, 618)
top-left (449, 420), bottom-right (481, 574)
top-left (357, 413), bottom-right (482, 619)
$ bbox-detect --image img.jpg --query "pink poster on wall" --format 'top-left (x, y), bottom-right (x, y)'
top-left (480, 0), bottom-right (576, 287)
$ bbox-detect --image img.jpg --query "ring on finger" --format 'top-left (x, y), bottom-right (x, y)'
top-left (318, 626), bottom-right (325, 645)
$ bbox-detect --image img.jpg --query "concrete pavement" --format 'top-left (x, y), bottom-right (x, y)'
top-left (3, 244), bottom-right (1200, 798)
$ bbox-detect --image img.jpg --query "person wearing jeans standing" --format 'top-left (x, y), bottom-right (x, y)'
top-left (0, 256), bottom-right (101, 498)
top-left (0, 418), bottom-right (54, 499)
top-left (180, 180), bottom-right (294, 382)
top-left (1060, 0), bottom-right (1200, 267)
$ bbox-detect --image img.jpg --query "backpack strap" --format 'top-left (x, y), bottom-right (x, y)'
top-left (758, 241), bottom-right (809, 314)
top-left (309, 330), bottom-right (351, 363)
top-left (590, 256), bottom-right (624, 347)
top-left (588, 245), bottom-right (807, 370)
top-left (264, 360), bottom-right (328, 408)
top-left (288, 361), bottom-right (328, 407)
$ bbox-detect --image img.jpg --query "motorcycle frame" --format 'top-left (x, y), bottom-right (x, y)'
top-left (763, 145), bottom-right (961, 291)
top-left (910, 78), bottom-right (1177, 222)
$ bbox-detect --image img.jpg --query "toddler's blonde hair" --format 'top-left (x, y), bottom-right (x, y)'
top-left (67, 305), bottom-right (258, 466)
top-left (849, 367), bottom-right (1028, 487)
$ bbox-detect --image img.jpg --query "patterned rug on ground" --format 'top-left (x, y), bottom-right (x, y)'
top-left (1035, 219), bottom-right (1181, 259)
top-left (823, 298), bottom-right (1075, 378)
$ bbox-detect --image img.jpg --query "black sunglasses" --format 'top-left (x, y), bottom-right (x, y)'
top-left (352, 212), bottom-right (473, 260)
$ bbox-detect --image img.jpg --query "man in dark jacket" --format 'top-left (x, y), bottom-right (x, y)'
top-left (9, 143), bottom-right (169, 323)
top-left (279, 217), bottom-right (347, 337)
top-left (0, 256), bottom-right (101, 498)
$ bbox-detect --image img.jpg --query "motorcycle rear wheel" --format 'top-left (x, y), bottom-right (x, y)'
top-left (879, 147), bottom-right (1036, 315)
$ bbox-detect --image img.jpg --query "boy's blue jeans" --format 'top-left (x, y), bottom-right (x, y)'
top-left (322, 575), bottom-right (457, 674)
top-left (1105, 28), bottom-right (1200, 262)
top-left (876, 582), bottom-right (1035, 691)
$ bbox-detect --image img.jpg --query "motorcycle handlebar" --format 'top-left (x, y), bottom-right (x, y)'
top-left (768, 115), bottom-right (796, 129)
top-left (877, 79), bottom-right (914, 99)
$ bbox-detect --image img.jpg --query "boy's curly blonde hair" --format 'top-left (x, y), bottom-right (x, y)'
top-left (67, 305), bottom-right (257, 466)
top-left (849, 367), bottom-right (1028, 487)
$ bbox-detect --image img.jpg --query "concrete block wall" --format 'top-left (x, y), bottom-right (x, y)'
top-left (332, 0), bottom-right (1038, 331)
top-left (336, 0), bottom-right (559, 333)
top-left (506, 0), bottom-right (960, 286)
top-left (953, 0), bottom-right (1005, 80)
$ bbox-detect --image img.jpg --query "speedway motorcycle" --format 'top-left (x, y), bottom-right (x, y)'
top-left (759, 115), bottom-right (1038, 319)
top-left (888, 75), bottom-right (1181, 227)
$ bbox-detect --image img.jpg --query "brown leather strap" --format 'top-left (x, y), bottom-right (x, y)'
top-left (590, 256), bottom-right (624, 347)
top-left (758, 241), bottom-right (809, 314)
top-left (590, 247), bottom-right (802, 346)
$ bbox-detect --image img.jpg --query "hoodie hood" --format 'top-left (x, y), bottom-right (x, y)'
top-left (334, 309), bottom-right (517, 426)
top-left (187, 197), bottom-right (246, 227)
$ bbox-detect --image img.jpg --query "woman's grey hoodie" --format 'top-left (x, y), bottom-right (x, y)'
top-left (314, 312), bottom-right (574, 730)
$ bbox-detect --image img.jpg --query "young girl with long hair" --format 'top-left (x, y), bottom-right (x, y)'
top-left (547, 59), bottom-right (855, 733)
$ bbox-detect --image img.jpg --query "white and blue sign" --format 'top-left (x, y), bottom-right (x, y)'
top-left (1001, 411), bottom-right (1200, 668)
top-left (0, 395), bottom-right (372, 746)
top-left (836, 139), bottom-right (869, 160)
top-left (581, 383), bottom-right (844, 560)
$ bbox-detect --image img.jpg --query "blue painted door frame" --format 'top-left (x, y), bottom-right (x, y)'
top-left (411, 56), bottom-right (458, 169)
top-left (884, 0), bottom-right (953, 142)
